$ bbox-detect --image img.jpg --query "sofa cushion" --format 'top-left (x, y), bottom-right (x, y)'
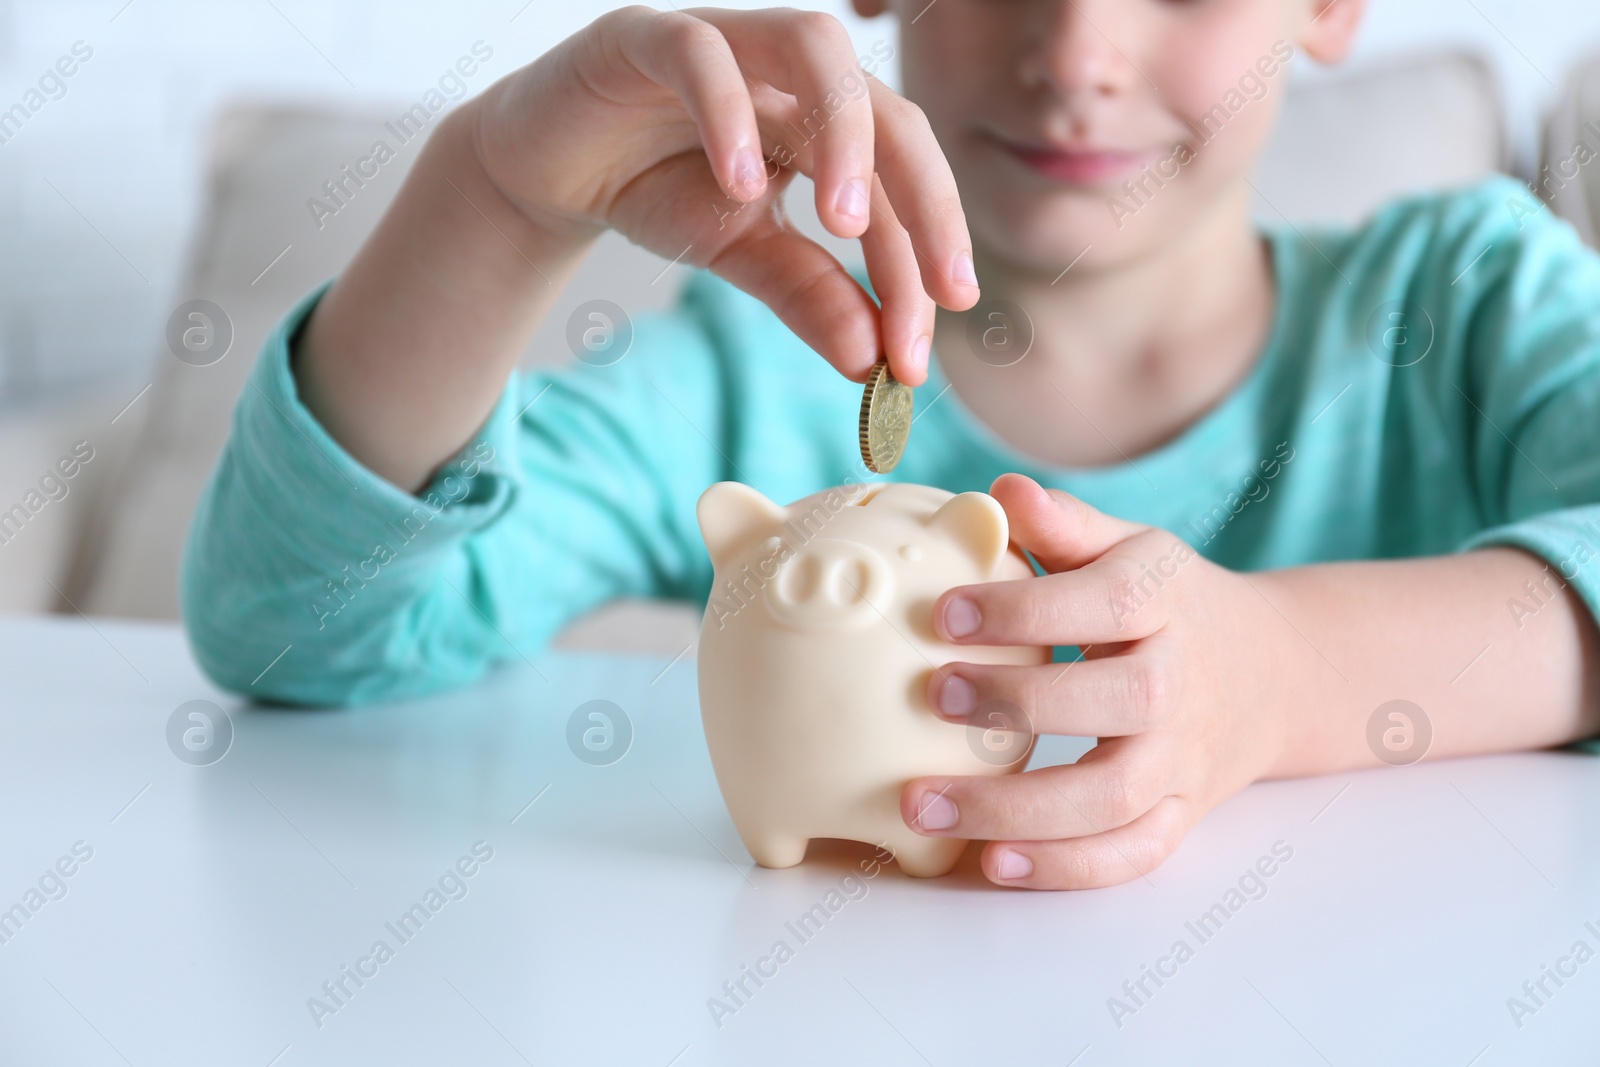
top-left (1545, 48), bottom-right (1600, 247)
top-left (75, 101), bottom-right (703, 652)
top-left (0, 387), bottom-right (140, 613)
top-left (1252, 50), bottom-right (1505, 225)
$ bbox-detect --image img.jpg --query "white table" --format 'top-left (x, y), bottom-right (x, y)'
top-left (1, 616), bottom-right (1597, 1065)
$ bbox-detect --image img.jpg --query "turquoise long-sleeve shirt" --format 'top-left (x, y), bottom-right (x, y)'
top-left (182, 177), bottom-right (1600, 710)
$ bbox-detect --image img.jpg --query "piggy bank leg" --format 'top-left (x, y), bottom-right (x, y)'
top-left (884, 835), bottom-right (968, 879)
top-left (744, 832), bottom-right (810, 870)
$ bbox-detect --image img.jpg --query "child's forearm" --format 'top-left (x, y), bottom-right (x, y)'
top-left (296, 97), bottom-right (594, 493)
top-left (1263, 547), bottom-right (1600, 777)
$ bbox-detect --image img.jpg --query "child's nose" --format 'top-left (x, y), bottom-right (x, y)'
top-left (1018, 0), bottom-right (1143, 100)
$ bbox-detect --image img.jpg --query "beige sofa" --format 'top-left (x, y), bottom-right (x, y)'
top-left (8, 48), bottom-right (1588, 654)
top-left (1546, 48), bottom-right (1600, 247)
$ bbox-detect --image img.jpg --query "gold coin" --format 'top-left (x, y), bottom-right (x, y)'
top-left (858, 359), bottom-right (914, 474)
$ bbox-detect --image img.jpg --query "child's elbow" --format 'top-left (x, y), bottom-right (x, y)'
top-left (179, 564), bottom-right (490, 709)
top-left (179, 594), bottom-right (349, 707)
top-left (178, 542), bottom-right (365, 707)
top-left (178, 500), bottom-right (505, 707)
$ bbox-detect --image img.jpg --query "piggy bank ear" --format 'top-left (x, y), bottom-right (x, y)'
top-left (697, 482), bottom-right (786, 568)
top-left (927, 492), bottom-right (1010, 576)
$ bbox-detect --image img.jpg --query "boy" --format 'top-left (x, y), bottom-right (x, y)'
top-left (183, 0), bottom-right (1600, 890)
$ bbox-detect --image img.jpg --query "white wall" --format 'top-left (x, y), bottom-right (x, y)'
top-left (0, 0), bottom-right (1596, 408)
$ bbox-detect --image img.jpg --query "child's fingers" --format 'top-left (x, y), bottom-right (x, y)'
top-left (742, 51), bottom-right (982, 311)
top-left (864, 76), bottom-right (980, 311)
top-left (598, 6), bottom-right (962, 384)
top-left (927, 638), bottom-right (1180, 737)
top-left (741, 97), bottom-right (929, 383)
top-left (707, 210), bottom-right (884, 383)
top-left (933, 554), bottom-right (1170, 648)
top-left (689, 7), bottom-right (876, 238)
top-left (901, 737), bottom-right (1169, 842)
top-left (979, 796), bottom-right (1190, 890)
top-left (618, 10), bottom-right (766, 202)
top-left (857, 175), bottom-right (935, 385)
top-left (598, 132), bottom-right (884, 383)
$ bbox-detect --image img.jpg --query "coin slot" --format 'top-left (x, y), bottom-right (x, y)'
top-left (849, 485), bottom-right (887, 507)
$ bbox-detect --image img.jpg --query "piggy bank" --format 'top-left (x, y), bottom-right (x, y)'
top-left (695, 480), bottom-right (1049, 878)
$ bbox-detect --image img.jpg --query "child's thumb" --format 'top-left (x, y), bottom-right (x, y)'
top-left (990, 472), bottom-right (1146, 573)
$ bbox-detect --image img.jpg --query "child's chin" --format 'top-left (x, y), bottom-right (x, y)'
top-left (973, 201), bottom-right (1145, 274)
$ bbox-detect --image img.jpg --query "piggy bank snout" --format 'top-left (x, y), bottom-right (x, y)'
top-left (764, 538), bottom-right (894, 630)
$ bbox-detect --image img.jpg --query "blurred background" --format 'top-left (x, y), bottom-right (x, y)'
top-left (1, 0), bottom-right (1598, 642)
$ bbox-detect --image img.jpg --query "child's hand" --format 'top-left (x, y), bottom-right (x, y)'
top-left (901, 473), bottom-right (1310, 889)
top-left (472, 6), bottom-right (979, 386)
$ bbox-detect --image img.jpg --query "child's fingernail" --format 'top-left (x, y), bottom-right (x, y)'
top-left (914, 791), bottom-right (958, 831)
top-left (942, 596), bottom-right (980, 638)
top-left (835, 178), bottom-right (869, 220)
top-left (910, 335), bottom-right (931, 374)
top-left (952, 250), bottom-right (978, 288)
top-left (996, 849), bottom-right (1033, 880)
top-left (935, 672), bottom-right (977, 716)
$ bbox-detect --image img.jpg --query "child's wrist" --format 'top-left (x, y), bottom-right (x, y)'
top-left (1245, 568), bottom-right (1328, 779)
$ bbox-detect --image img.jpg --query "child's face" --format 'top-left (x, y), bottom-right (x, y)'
top-left (861, 0), bottom-right (1363, 273)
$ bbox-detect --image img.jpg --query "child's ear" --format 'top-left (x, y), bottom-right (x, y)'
top-left (698, 482), bottom-right (785, 568)
top-left (1299, 0), bottom-right (1368, 64)
top-left (927, 492), bottom-right (1010, 577)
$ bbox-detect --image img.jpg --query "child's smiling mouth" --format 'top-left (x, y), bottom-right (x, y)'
top-left (982, 129), bottom-right (1166, 186)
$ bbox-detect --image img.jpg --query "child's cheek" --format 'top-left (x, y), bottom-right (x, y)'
top-left (1159, 9), bottom-right (1294, 132)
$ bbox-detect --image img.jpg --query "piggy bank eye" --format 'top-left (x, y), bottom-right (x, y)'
top-left (898, 544), bottom-right (924, 562)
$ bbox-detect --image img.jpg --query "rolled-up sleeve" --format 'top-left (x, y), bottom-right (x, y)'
top-left (1449, 205), bottom-right (1600, 748)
